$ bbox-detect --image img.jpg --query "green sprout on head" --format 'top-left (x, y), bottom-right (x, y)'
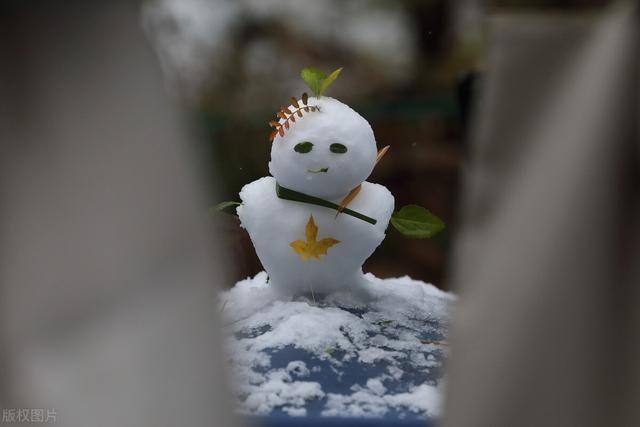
top-left (301, 67), bottom-right (343, 98)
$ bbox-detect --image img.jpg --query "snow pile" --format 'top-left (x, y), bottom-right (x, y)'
top-left (323, 382), bottom-right (442, 418)
top-left (242, 363), bottom-right (324, 416)
top-left (220, 272), bottom-right (454, 419)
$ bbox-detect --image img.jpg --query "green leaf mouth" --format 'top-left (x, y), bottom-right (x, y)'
top-left (307, 167), bottom-right (329, 173)
top-left (391, 205), bottom-right (445, 238)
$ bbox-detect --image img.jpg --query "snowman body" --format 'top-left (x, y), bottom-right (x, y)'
top-left (237, 96), bottom-right (394, 295)
top-left (238, 176), bottom-right (393, 295)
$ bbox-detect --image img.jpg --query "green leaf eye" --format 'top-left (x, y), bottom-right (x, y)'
top-left (294, 141), bottom-right (313, 153)
top-left (329, 143), bottom-right (348, 154)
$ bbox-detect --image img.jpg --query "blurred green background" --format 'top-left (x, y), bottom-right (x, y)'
top-left (143, 0), bottom-right (610, 289)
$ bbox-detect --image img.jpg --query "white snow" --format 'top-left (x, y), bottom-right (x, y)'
top-left (238, 96), bottom-right (395, 296)
top-left (283, 407), bottom-right (308, 417)
top-left (286, 361), bottom-right (310, 378)
top-left (237, 97), bottom-right (394, 294)
top-left (366, 378), bottom-right (387, 396)
top-left (384, 384), bottom-right (442, 416)
top-left (241, 368), bottom-right (325, 415)
top-left (238, 175), bottom-right (394, 296)
top-left (221, 271), bottom-right (454, 418)
top-left (322, 382), bottom-right (441, 418)
top-left (269, 97), bottom-right (378, 200)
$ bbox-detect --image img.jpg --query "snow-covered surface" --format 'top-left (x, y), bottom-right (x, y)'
top-left (221, 272), bottom-right (454, 419)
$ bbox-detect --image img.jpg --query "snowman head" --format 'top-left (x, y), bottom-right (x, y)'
top-left (269, 97), bottom-right (377, 200)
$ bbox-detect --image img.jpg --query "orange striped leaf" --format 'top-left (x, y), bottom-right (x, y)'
top-left (336, 145), bottom-right (390, 215)
top-left (376, 145), bottom-right (390, 164)
top-left (336, 184), bottom-right (362, 217)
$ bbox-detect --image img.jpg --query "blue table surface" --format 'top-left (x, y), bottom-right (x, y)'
top-left (226, 274), bottom-right (451, 421)
top-left (250, 415), bottom-right (435, 427)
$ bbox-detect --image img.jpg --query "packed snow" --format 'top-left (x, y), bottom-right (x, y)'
top-left (269, 96), bottom-right (378, 200)
top-left (220, 271), bottom-right (454, 419)
top-left (238, 96), bottom-right (394, 296)
top-left (238, 177), bottom-right (393, 296)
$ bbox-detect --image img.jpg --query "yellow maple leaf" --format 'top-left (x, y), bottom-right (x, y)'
top-left (290, 215), bottom-right (340, 261)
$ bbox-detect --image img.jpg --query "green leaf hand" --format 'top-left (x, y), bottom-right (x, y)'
top-left (391, 205), bottom-right (445, 238)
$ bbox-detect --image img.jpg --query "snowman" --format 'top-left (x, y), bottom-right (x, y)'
top-left (234, 68), bottom-right (443, 296)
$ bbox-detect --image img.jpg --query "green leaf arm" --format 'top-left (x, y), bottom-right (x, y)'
top-left (390, 205), bottom-right (445, 238)
top-left (214, 201), bottom-right (242, 214)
